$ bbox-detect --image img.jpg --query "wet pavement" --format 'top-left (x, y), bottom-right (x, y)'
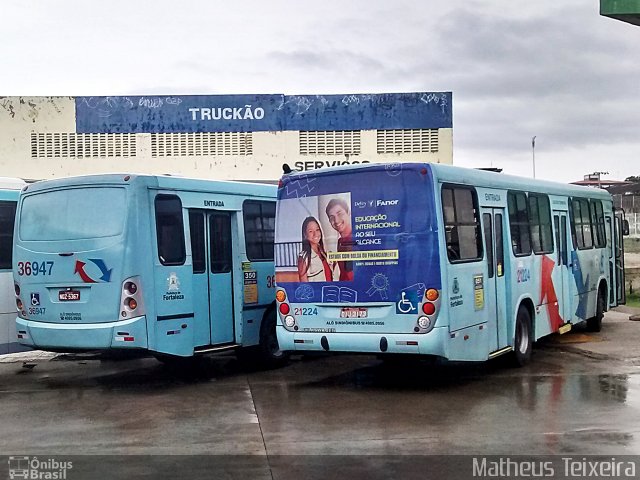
top-left (1, 310), bottom-right (640, 478)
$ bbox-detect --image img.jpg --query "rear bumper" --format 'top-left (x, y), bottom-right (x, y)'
top-left (16, 316), bottom-right (148, 351)
top-left (276, 325), bottom-right (449, 358)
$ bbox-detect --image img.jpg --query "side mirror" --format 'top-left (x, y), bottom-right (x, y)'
top-left (623, 219), bottom-right (630, 236)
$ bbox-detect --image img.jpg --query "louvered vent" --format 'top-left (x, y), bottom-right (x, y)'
top-left (299, 131), bottom-right (361, 155)
top-left (150, 132), bottom-right (253, 157)
top-left (376, 129), bottom-right (439, 154)
top-left (31, 133), bottom-right (137, 158)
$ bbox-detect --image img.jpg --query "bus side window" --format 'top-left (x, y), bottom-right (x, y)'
top-left (554, 216), bottom-right (561, 266)
top-left (189, 212), bottom-right (206, 274)
top-left (482, 213), bottom-right (494, 278)
top-left (528, 193), bottom-right (553, 255)
top-left (0, 201), bottom-right (17, 270)
top-left (495, 213), bottom-right (504, 277)
top-left (210, 213), bottom-right (232, 273)
top-left (243, 201), bottom-right (275, 261)
top-left (507, 191), bottom-right (531, 256)
top-left (572, 198), bottom-right (594, 250)
top-left (441, 185), bottom-right (482, 263)
top-left (591, 200), bottom-right (606, 248)
top-left (155, 195), bottom-right (186, 266)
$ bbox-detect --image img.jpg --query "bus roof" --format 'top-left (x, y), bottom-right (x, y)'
top-left (21, 173), bottom-right (277, 198)
top-left (281, 162), bottom-right (611, 201)
top-left (0, 177), bottom-right (27, 190)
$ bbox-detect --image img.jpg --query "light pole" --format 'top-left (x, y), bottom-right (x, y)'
top-left (531, 136), bottom-right (536, 179)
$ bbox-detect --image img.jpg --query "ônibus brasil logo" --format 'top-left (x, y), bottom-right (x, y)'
top-left (8, 456), bottom-right (73, 479)
top-left (74, 259), bottom-right (112, 283)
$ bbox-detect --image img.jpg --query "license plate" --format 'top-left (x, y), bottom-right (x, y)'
top-left (340, 307), bottom-right (368, 319)
top-left (59, 290), bottom-right (80, 301)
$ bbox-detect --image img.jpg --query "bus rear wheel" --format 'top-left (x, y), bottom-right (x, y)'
top-left (586, 289), bottom-right (605, 332)
top-left (256, 307), bottom-right (289, 368)
top-left (512, 307), bottom-right (532, 367)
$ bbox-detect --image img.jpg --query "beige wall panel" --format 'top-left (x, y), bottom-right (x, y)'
top-left (0, 97), bottom-right (453, 181)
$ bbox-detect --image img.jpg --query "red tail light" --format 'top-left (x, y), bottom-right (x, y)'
top-left (422, 302), bottom-right (436, 315)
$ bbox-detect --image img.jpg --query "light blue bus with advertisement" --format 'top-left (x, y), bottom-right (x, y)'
top-left (274, 163), bottom-right (627, 365)
top-left (13, 174), bottom-right (284, 363)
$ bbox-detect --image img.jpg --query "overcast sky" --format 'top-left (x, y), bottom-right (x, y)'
top-left (2, 0), bottom-right (639, 183)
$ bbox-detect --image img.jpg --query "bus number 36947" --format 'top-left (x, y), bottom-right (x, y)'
top-left (17, 261), bottom-right (54, 276)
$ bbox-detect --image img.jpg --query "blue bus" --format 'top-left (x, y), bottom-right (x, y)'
top-left (274, 163), bottom-right (627, 365)
top-left (0, 177), bottom-right (28, 355)
top-left (13, 174), bottom-right (284, 363)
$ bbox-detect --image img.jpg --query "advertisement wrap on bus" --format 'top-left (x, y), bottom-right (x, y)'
top-left (275, 164), bottom-right (441, 336)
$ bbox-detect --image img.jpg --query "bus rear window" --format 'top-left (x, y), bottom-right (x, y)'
top-left (19, 187), bottom-right (126, 241)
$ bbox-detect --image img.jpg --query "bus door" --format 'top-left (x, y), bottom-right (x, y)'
top-left (614, 209), bottom-right (626, 305)
top-left (189, 210), bottom-right (235, 346)
top-left (606, 213), bottom-right (616, 307)
top-left (553, 211), bottom-right (570, 322)
top-left (481, 208), bottom-right (508, 351)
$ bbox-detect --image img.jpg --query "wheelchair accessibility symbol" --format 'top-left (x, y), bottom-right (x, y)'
top-left (397, 292), bottom-right (416, 313)
top-left (30, 293), bottom-right (40, 306)
top-left (395, 283), bottom-right (425, 315)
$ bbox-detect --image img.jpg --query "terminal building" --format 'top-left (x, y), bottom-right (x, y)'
top-left (0, 92), bottom-right (453, 181)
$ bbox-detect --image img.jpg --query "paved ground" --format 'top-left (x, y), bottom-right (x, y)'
top-left (1, 310), bottom-right (639, 479)
top-left (542, 306), bottom-right (640, 362)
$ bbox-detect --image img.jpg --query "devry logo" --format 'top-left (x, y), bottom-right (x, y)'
top-left (354, 201), bottom-right (367, 209)
top-left (8, 456), bottom-right (73, 480)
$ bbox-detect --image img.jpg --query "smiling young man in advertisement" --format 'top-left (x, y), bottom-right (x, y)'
top-left (325, 198), bottom-right (354, 281)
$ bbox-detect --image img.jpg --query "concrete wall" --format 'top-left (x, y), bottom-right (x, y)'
top-left (0, 95), bottom-right (453, 182)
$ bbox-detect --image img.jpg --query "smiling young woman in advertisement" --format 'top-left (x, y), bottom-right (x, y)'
top-left (297, 216), bottom-right (336, 282)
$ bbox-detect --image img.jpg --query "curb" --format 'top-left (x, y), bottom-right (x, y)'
top-left (542, 344), bottom-right (614, 361)
top-left (0, 351), bottom-right (59, 364)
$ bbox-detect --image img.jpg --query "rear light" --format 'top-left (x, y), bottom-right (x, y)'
top-left (426, 289), bottom-right (439, 301)
top-left (422, 302), bottom-right (436, 315)
top-left (284, 315), bottom-right (296, 327)
top-left (417, 288), bottom-right (440, 334)
top-left (279, 303), bottom-right (290, 315)
top-left (16, 299), bottom-right (23, 310)
top-left (14, 284), bottom-right (20, 296)
top-left (418, 317), bottom-right (431, 329)
top-left (276, 290), bottom-right (286, 303)
top-left (120, 276), bottom-right (144, 319)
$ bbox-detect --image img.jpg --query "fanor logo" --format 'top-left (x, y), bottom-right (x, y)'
top-left (376, 199), bottom-right (399, 207)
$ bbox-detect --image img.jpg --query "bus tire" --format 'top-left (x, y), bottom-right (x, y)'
top-left (257, 307), bottom-right (289, 368)
top-left (512, 307), bottom-right (532, 367)
top-left (153, 353), bottom-right (200, 368)
top-left (586, 289), bottom-right (605, 332)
